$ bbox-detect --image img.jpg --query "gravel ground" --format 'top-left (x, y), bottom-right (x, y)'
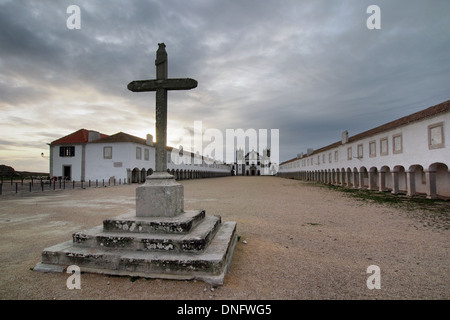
top-left (0, 176), bottom-right (448, 300)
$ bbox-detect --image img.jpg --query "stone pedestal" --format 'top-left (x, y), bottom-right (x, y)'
top-left (34, 209), bottom-right (238, 285)
top-left (136, 172), bottom-right (183, 217)
top-left (34, 172), bottom-right (238, 285)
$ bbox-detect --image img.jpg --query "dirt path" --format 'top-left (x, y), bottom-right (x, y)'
top-left (0, 176), bottom-right (448, 299)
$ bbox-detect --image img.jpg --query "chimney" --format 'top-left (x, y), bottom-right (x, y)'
top-left (307, 148), bottom-right (314, 156)
top-left (88, 130), bottom-right (100, 142)
top-left (146, 134), bottom-right (153, 146)
top-left (342, 130), bottom-right (348, 144)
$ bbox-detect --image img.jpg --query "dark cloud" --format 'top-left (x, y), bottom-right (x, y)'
top-left (1, 0), bottom-right (449, 171)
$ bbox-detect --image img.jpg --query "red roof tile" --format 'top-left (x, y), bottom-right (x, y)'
top-left (50, 129), bottom-right (108, 145)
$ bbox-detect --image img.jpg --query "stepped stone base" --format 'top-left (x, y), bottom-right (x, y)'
top-left (34, 210), bottom-right (238, 285)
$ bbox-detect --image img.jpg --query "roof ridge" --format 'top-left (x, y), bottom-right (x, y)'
top-left (281, 99), bottom-right (450, 164)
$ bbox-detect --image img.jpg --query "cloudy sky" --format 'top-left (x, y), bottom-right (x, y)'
top-left (1, 0), bottom-right (449, 172)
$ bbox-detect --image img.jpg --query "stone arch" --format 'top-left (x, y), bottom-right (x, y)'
top-left (428, 162), bottom-right (450, 199)
top-left (175, 169), bottom-right (180, 180)
top-left (352, 167), bottom-right (359, 188)
top-left (146, 168), bottom-right (153, 177)
top-left (392, 165), bottom-right (407, 194)
top-left (368, 167), bottom-right (378, 190)
top-left (140, 168), bottom-right (147, 183)
top-left (131, 168), bottom-right (140, 183)
top-left (379, 166), bottom-right (391, 192)
top-left (408, 164), bottom-right (426, 196)
top-left (359, 166), bottom-right (368, 189)
top-left (340, 168), bottom-right (346, 186)
top-left (346, 168), bottom-right (353, 187)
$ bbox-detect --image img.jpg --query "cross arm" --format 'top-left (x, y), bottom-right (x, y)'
top-left (127, 78), bottom-right (198, 92)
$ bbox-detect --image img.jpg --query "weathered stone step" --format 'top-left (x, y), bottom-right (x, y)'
top-left (73, 215), bottom-right (221, 253)
top-left (35, 221), bottom-right (238, 285)
top-left (103, 210), bottom-right (205, 234)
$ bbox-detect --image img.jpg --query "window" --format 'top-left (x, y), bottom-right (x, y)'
top-left (322, 154), bottom-right (325, 163)
top-left (329, 153), bottom-right (332, 163)
top-left (136, 147), bottom-right (142, 160)
top-left (393, 134), bottom-right (403, 154)
top-left (357, 144), bottom-right (363, 159)
top-left (103, 146), bottom-right (112, 159)
top-left (347, 147), bottom-right (352, 160)
top-left (60, 146), bottom-right (75, 157)
top-left (428, 122), bottom-right (445, 149)
top-left (380, 137), bottom-right (389, 156)
top-left (334, 150), bottom-right (339, 162)
top-left (369, 141), bottom-right (376, 158)
top-left (144, 148), bottom-right (149, 161)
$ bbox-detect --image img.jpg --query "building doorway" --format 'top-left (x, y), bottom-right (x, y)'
top-left (63, 165), bottom-right (71, 181)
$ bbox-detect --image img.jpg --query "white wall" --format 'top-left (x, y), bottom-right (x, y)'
top-left (279, 111), bottom-right (450, 197)
top-left (51, 144), bottom-right (84, 180)
top-left (51, 141), bottom-right (232, 182)
top-left (85, 142), bottom-right (155, 181)
top-left (280, 112), bottom-right (449, 173)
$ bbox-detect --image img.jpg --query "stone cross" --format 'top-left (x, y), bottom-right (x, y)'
top-left (127, 43), bottom-right (197, 173)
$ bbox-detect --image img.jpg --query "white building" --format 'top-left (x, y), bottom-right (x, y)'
top-left (49, 129), bottom-right (232, 183)
top-left (234, 148), bottom-right (276, 176)
top-left (278, 100), bottom-right (450, 199)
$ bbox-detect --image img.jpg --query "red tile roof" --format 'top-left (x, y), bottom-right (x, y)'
top-left (50, 129), bottom-right (108, 145)
top-left (92, 132), bottom-right (150, 146)
top-left (54, 130), bottom-right (175, 151)
top-left (93, 132), bottom-right (175, 151)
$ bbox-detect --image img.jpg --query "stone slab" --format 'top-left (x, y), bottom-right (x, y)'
top-left (35, 222), bottom-right (237, 285)
top-left (33, 262), bottom-right (66, 273)
top-left (73, 215), bottom-right (221, 252)
top-left (103, 210), bottom-right (205, 234)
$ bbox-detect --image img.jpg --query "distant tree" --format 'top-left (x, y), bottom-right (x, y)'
top-left (0, 165), bottom-right (15, 176)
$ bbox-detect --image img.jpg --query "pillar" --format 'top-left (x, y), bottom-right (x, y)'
top-left (352, 171), bottom-right (358, 189)
top-left (378, 171), bottom-right (386, 192)
top-left (368, 171), bottom-right (376, 190)
top-left (346, 171), bottom-right (352, 188)
top-left (341, 171), bottom-right (346, 186)
top-left (406, 170), bottom-right (416, 197)
top-left (391, 171), bottom-right (399, 194)
top-left (358, 171), bottom-right (365, 189)
top-left (425, 170), bottom-right (437, 199)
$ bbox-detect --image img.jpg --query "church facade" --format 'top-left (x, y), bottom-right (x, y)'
top-left (234, 148), bottom-right (277, 176)
top-left (49, 129), bottom-right (232, 183)
top-left (278, 100), bottom-right (450, 199)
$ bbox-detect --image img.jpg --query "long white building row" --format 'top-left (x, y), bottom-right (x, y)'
top-left (278, 100), bottom-right (450, 199)
top-left (49, 130), bottom-right (232, 183)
